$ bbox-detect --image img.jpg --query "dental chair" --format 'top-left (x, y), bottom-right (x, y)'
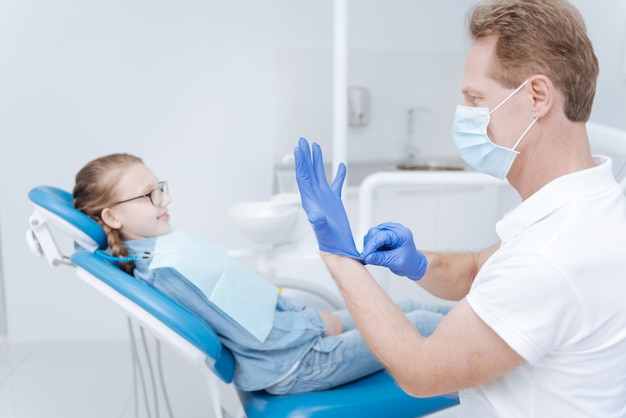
top-left (26, 185), bottom-right (459, 418)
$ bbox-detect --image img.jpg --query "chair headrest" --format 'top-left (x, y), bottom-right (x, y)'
top-left (28, 185), bottom-right (108, 251)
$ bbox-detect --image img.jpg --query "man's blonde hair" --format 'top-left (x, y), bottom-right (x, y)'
top-left (468, 0), bottom-right (598, 122)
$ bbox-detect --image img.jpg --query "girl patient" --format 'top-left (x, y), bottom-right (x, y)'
top-left (72, 153), bottom-right (450, 395)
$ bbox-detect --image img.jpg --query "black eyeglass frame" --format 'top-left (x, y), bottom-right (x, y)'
top-left (113, 181), bottom-right (168, 207)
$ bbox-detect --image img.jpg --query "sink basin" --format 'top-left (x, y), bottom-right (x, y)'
top-left (396, 161), bottom-right (465, 171)
top-left (228, 201), bottom-right (298, 246)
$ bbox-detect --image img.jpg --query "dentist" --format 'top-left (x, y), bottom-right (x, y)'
top-left (294, 0), bottom-right (626, 416)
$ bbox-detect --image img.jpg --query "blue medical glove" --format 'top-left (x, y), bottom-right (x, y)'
top-left (361, 222), bottom-right (427, 280)
top-left (294, 138), bottom-right (362, 260)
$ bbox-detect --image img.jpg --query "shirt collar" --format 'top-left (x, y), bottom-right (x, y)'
top-left (124, 236), bottom-right (157, 256)
top-left (496, 156), bottom-right (616, 242)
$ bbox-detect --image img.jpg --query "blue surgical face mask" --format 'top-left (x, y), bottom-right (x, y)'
top-left (453, 79), bottom-right (538, 179)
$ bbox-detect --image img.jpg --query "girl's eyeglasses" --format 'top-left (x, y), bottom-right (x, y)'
top-left (113, 181), bottom-right (168, 207)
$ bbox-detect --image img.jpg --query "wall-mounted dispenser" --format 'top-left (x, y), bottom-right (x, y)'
top-left (348, 86), bottom-right (370, 127)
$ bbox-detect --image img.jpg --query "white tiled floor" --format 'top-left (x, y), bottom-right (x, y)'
top-left (0, 338), bottom-right (460, 418)
top-left (0, 339), bottom-right (241, 418)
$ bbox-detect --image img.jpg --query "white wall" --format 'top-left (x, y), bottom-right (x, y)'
top-left (274, 0), bottom-right (626, 163)
top-left (0, 0), bottom-right (624, 343)
top-left (274, 0), bottom-right (478, 163)
top-left (0, 0), bottom-right (333, 343)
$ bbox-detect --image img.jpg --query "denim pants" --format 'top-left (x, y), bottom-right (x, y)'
top-left (264, 299), bottom-right (452, 395)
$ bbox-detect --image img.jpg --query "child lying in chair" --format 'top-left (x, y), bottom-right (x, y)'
top-left (72, 153), bottom-right (450, 395)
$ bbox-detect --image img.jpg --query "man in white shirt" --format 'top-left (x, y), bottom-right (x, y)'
top-left (293, 0), bottom-right (626, 416)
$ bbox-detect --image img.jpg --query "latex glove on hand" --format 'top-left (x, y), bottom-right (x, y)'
top-left (294, 137), bottom-right (362, 261)
top-left (361, 222), bottom-right (427, 280)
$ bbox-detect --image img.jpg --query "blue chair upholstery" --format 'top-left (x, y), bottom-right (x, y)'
top-left (238, 372), bottom-right (457, 418)
top-left (27, 185), bottom-right (459, 418)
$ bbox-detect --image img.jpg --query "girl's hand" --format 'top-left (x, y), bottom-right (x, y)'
top-left (320, 311), bottom-right (343, 336)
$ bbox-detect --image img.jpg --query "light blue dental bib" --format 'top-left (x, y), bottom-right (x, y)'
top-left (149, 229), bottom-right (278, 342)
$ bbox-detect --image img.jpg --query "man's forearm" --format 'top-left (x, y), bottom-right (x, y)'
top-left (418, 242), bottom-right (500, 300)
top-left (320, 252), bottom-right (425, 368)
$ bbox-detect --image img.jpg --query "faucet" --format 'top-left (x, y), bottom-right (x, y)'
top-left (405, 106), bottom-right (431, 161)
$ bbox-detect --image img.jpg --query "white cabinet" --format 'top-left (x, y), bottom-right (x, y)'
top-left (344, 171), bottom-right (520, 303)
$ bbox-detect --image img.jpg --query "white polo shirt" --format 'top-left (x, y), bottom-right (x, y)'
top-left (462, 156), bottom-right (626, 417)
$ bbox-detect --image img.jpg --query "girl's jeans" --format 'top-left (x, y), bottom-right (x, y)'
top-left (264, 299), bottom-right (452, 395)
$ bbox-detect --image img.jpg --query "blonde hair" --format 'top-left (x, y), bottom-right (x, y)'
top-left (73, 153), bottom-right (143, 274)
top-left (468, 0), bottom-right (598, 122)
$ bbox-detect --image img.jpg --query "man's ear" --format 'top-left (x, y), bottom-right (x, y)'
top-left (100, 207), bottom-right (122, 230)
top-left (529, 75), bottom-right (554, 118)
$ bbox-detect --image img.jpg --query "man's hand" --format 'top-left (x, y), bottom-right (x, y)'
top-left (362, 222), bottom-right (427, 280)
top-left (294, 137), bottom-right (362, 260)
